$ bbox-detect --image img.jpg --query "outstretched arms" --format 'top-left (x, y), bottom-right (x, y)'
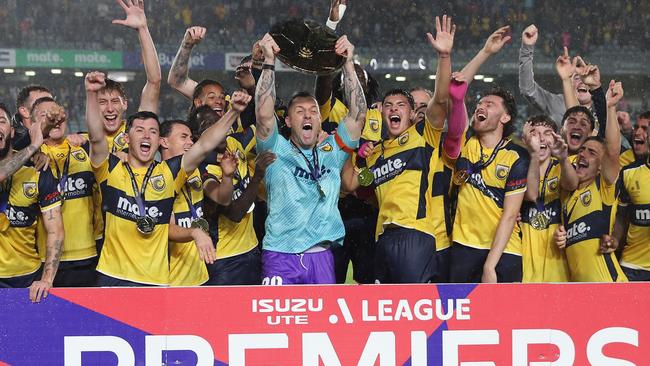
top-left (85, 72), bottom-right (110, 166)
top-left (255, 33), bottom-right (280, 141)
top-left (425, 15), bottom-right (455, 130)
top-left (168, 26), bottom-right (205, 99)
top-left (337, 36), bottom-right (366, 141)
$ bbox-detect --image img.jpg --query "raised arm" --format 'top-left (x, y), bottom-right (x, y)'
top-left (521, 122), bottom-right (541, 202)
top-left (555, 47), bottom-right (579, 109)
top-left (30, 206), bottom-right (63, 303)
top-left (85, 72), bottom-right (109, 166)
top-left (0, 121), bottom-right (43, 182)
top-left (550, 131), bottom-right (578, 191)
top-left (337, 36), bottom-right (366, 141)
top-left (444, 73), bottom-right (469, 159)
top-left (578, 61), bottom-right (606, 136)
top-left (255, 33), bottom-right (280, 141)
top-left (183, 92), bottom-right (251, 173)
top-left (603, 80), bottom-right (623, 185)
top-left (425, 15), bottom-right (455, 129)
top-left (462, 25), bottom-right (511, 84)
top-left (168, 26), bottom-right (204, 99)
top-left (112, 0), bottom-right (162, 113)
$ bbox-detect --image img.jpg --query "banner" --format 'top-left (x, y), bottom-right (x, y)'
top-left (0, 49), bottom-right (16, 67)
top-left (225, 52), bottom-right (295, 72)
top-left (0, 283), bottom-right (646, 365)
top-left (15, 49), bottom-right (122, 69)
top-left (123, 51), bottom-right (225, 71)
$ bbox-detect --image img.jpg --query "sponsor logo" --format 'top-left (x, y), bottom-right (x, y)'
top-left (116, 196), bottom-right (163, 220)
top-left (468, 172), bottom-right (501, 204)
top-left (71, 150), bottom-right (87, 162)
top-left (369, 118), bottom-right (380, 132)
top-left (293, 166), bottom-right (331, 181)
top-left (398, 133), bottom-right (409, 146)
top-left (60, 177), bottom-right (88, 197)
top-left (566, 221), bottom-right (591, 242)
top-left (6, 206), bottom-right (29, 223)
top-left (580, 190), bottom-right (592, 206)
top-left (635, 208), bottom-right (650, 222)
top-left (23, 182), bottom-right (36, 199)
top-left (495, 164), bottom-right (509, 180)
top-left (150, 175), bottom-right (166, 192)
top-left (372, 158), bottom-right (406, 184)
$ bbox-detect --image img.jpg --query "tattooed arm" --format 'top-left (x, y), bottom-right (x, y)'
top-left (255, 33), bottom-right (280, 141)
top-left (168, 26), bottom-right (204, 99)
top-left (0, 118), bottom-right (44, 182)
top-left (337, 36), bottom-right (366, 141)
top-left (29, 206), bottom-right (64, 303)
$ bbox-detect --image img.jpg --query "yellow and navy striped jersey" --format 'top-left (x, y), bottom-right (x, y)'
top-left (93, 154), bottom-right (188, 285)
top-left (364, 120), bottom-right (443, 240)
top-left (562, 174), bottom-right (627, 282)
top-left (0, 165), bottom-right (61, 278)
top-left (520, 159), bottom-right (569, 282)
top-left (428, 132), bottom-right (454, 251)
top-left (452, 136), bottom-right (529, 255)
top-left (618, 160), bottom-right (650, 271)
top-left (619, 149), bottom-right (636, 168)
top-left (170, 169), bottom-right (209, 286)
top-left (320, 96), bottom-right (384, 142)
top-left (107, 122), bottom-right (128, 153)
top-left (37, 140), bottom-right (98, 262)
top-left (203, 128), bottom-right (258, 259)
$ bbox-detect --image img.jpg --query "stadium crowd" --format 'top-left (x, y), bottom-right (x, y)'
top-left (0, 0), bottom-right (648, 302)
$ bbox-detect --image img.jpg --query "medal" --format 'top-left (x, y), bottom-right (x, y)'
top-left (358, 167), bottom-right (374, 186)
top-left (191, 217), bottom-right (210, 233)
top-left (532, 161), bottom-right (555, 231)
top-left (317, 183), bottom-right (326, 199)
top-left (530, 212), bottom-right (550, 230)
top-left (453, 169), bottom-right (470, 185)
top-left (136, 216), bottom-right (156, 235)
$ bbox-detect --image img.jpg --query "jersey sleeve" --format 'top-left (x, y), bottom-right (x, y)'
top-left (599, 173), bottom-right (618, 206)
top-left (505, 152), bottom-right (529, 196)
top-left (167, 155), bottom-right (189, 194)
top-left (38, 167), bottom-right (62, 212)
top-left (91, 153), bottom-right (114, 184)
top-left (203, 164), bottom-right (223, 184)
top-left (617, 169), bottom-right (630, 207)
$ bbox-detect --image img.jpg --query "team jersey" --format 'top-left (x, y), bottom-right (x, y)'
top-left (169, 169), bottom-right (209, 286)
top-left (93, 154), bottom-right (188, 285)
top-left (36, 140), bottom-right (97, 262)
top-left (320, 97), bottom-right (384, 142)
top-left (520, 159), bottom-right (570, 282)
top-left (619, 149), bottom-right (636, 168)
top-left (203, 128), bottom-right (258, 259)
top-left (618, 160), bottom-right (650, 271)
top-left (562, 174), bottom-right (627, 282)
top-left (429, 133), bottom-right (454, 251)
top-left (364, 120), bottom-right (443, 240)
top-left (452, 136), bottom-right (529, 255)
top-left (107, 122), bottom-right (128, 153)
top-left (257, 120), bottom-right (356, 253)
top-left (0, 165), bottom-right (61, 278)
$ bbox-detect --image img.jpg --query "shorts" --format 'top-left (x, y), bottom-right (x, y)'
top-left (96, 273), bottom-right (155, 287)
top-left (622, 266), bottom-right (650, 282)
top-left (261, 247), bottom-right (335, 285)
top-left (54, 257), bottom-right (98, 287)
top-left (205, 247), bottom-right (261, 286)
top-left (374, 227), bottom-right (436, 284)
top-left (449, 243), bottom-right (522, 283)
top-left (433, 247), bottom-right (451, 283)
top-left (0, 266), bottom-right (42, 288)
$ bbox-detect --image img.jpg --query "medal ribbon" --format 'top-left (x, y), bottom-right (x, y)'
top-left (536, 160), bottom-right (554, 214)
top-left (0, 176), bottom-right (12, 214)
top-left (290, 141), bottom-right (321, 183)
top-left (53, 146), bottom-right (72, 202)
top-left (180, 184), bottom-right (199, 220)
top-left (470, 138), bottom-right (506, 174)
top-left (124, 162), bottom-right (156, 220)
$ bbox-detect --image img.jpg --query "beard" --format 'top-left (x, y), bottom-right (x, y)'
top-left (0, 137), bottom-right (11, 160)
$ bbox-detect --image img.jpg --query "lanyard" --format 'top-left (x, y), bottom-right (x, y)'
top-left (53, 146), bottom-right (72, 199)
top-left (180, 184), bottom-right (199, 220)
top-left (291, 141), bottom-right (321, 182)
top-left (124, 162), bottom-right (156, 218)
top-left (470, 138), bottom-right (506, 174)
top-left (536, 160), bottom-right (554, 213)
top-left (562, 192), bottom-right (581, 226)
top-left (0, 176), bottom-right (12, 214)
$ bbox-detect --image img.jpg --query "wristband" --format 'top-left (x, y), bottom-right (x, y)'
top-left (357, 142), bottom-right (371, 158)
top-left (326, 19), bottom-right (339, 30)
top-left (334, 131), bottom-right (354, 154)
top-left (262, 64), bottom-right (275, 71)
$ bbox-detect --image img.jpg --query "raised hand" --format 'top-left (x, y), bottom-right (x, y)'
top-left (482, 25), bottom-right (512, 55)
top-left (253, 151), bottom-right (277, 179)
top-left (335, 35), bottom-right (355, 62)
top-left (555, 47), bottom-right (576, 81)
top-left (66, 133), bottom-right (89, 147)
top-left (85, 71), bottom-right (106, 92)
top-left (606, 80), bottom-right (624, 108)
top-left (522, 122), bottom-right (541, 154)
top-left (259, 33), bottom-right (280, 62)
top-left (550, 131), bottom-right (569, 160)
top-left (229, 90), bottom-right (252, 113)
top-left (112, 0), bottom-right (147, 30)
top-left (46, 105), bottom-right (66, 128)
top-left (29, 120), bottom-right (44, 148)
top-left (580, 64), bottom-right (601, 90)
top-left (357, 141), bottom-right (374, 159)
top-left (427, 15), bottom-right (456, 56)
top-left (522, 24), bottom-right (538, 46)
top-left (449, 71), bottom-right (469, 101)
top-left (220, 151), bottom-right (239, 178)
top-left (183, 26), bottom-right (206, 48)
top-left (328, 0), bottom-right (348, 22)
top-left (573, 55), bottom-right (588, 76)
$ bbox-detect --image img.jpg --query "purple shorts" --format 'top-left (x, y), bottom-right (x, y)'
top-left (261, 249), bottom-right (335, 285)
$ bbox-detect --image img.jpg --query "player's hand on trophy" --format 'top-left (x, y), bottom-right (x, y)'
top-left (259, 33), bottom-right (280, 63)
top-left (335, 35), bottom-right (355, 62)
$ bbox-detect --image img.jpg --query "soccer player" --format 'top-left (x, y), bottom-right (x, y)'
top-left (0, 103), bottom-right (63, 302)
top-left (158, 119), bottom-right (214, 286)
top-left (520, 116), bottom-right (577, 282)
top-left (32, 97), bottom-right (100, 287)
top-left (12, 85), bottom-right (53, 151)
top-left (450, 85), bottom-right (529, 283)
top-left (85, 71), bottom-right (250, 286)
top-left (254, 33), bottom-right (365, 285)
top-left (553, 80), bottom-right (627, 282)
top-left (619, 111), bottom-right (649, 167)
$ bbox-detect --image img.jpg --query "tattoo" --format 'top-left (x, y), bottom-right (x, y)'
top-left (255, 69), bottom-right (277, 136)
top-left (0, 145), bottom-right (37, 180)
top-left (43, 238), bottom-right (63, 279)
top-left (170, 42), bottom-right (193, 85)
top-left (342, 66), bottom-right (367, 125)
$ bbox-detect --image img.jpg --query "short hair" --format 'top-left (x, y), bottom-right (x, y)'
top-left (192, 79), bottom-right (224, 101)
top-left (482, 87), bottom-right (517, 136)
top-left (16, 85), bottom-right (51, 110)
top-left (98, 78), bottom-right (126, 99)
top-left (30, 97), bottom-right (57, 120)
top-left (126, 111), bottom-right (160, 132)
top-left (190, 105), bottom-right (219, 136)
top-left (638, 111), bottom-right (650, 121)
top-left (287, 91), bottom-right (318, 112)
top-left (584, 135), bottom-right (605, 145)
top-left (382, 89), bottom-right (415, 109)
top-left (525, 114), bottom-right (558, 133)
top-left (160, 119), bottom-right (191, 138)
top-left (409, 87), bottom-right (434, 99)
top-left (0, 102), bottom-right (12, 119)
top-left (562, 106), bottom-right (595, 131)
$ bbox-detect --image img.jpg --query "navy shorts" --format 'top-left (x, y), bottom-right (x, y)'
top-left (0, 266), bottom-right (42, 288)
top-left (449, 243), bottom-right (522, 283)
top-left (205, 247), bottom-right (261, 286)
top-left (374, 227), bottom-right (436, 284)
top-left (54, 257), bottom-right (98, 287)
top-left (622, 266), bottom-right (650, 282)
top-left (96, 273), bottom-right (155, 287)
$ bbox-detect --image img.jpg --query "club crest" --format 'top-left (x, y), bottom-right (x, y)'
top-left (495, 164), bottom-right (510, 180)
top-left (23, 182), bottom-right (37, 199)
top-left (150, 175), bottom-right (166, 192)
top-left (580, 190), bottom-right (592, 206)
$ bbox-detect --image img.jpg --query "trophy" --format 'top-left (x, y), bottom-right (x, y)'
top-left (270, 18), bottom-right (345, 75)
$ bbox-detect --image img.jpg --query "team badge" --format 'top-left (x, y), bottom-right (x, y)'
top-left (71, 150), bottom-right (87, 162)
top-left (398, 133), bottom-right (409, 146)
top-left (495, 164), bottom-right (510, 180)
top-left (369, 118), bottom-right (380, 132)
top-left (547, 177), bottom-right (559, 192)
top-left (150, 175), bottom-right (166, 192)
top-left (320, 142), bottom-right (333, 152)
top-left (114, 132), bottom-right (127, 149)
top-left (187, 175), bottom-right (202, 191)
top-left (580, 190), bottom-right (592, 206)
top-left (23, 182), bottom-right (37, 199)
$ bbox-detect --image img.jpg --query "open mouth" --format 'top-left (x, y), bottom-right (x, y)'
top-left (577, 87), bottom-right (589, 93)
top-left (540, 143), bottom-right (548, 150)
top-left (389, 115), bottom-right (401, 128)
top-left (569, 132), bottom-right (583, 145)
top-left (476, 113), bottom-right (487, 122)
top-left (302, 123), bottom-right (313, 131)
top-left (634, 138), bottom-right (646, 146)
top-left (104, 114), bottom-right (118, 122)
top-left (140, 142), bottom-right (151, 153)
